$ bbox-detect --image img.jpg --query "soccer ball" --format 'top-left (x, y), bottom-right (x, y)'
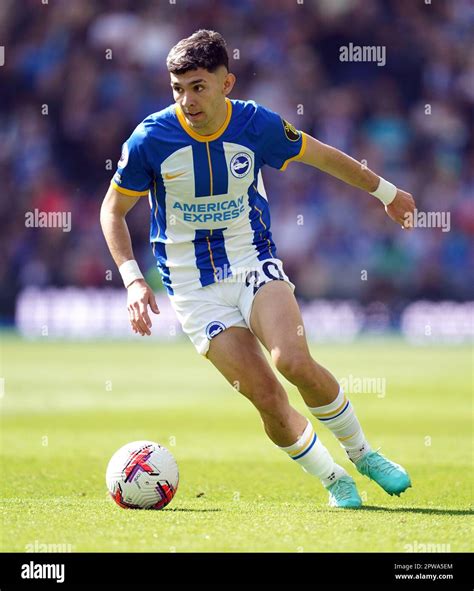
top-left (106, 440), bottom-right (179, 510)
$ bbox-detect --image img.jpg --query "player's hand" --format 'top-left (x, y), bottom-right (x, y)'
top-left (127, 279), bottom-right (160, 336)
top-left (385, 189), bottom-right (416, 229)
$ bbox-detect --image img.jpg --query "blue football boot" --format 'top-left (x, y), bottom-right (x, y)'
top-left (327, 475), bottom-right (362, 508)
top-left (354, 450), bottom-right (411, 496)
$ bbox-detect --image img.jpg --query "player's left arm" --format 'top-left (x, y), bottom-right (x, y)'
top-left (299, 134), bottom-right (415, 228)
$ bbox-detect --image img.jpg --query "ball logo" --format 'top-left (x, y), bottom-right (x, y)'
top-left (230, 152), bottom-right (252, 178)
top-left (206, 321), bottom-right (226, 340)
top-left (118, 142), bottom-right (129, 169)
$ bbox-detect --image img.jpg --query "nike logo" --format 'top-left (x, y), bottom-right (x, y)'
top-left (164, 172), bottom-right (185, 180)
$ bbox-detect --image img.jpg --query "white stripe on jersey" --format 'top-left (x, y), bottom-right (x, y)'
top-left (257, 170), bottom-right (268, 200)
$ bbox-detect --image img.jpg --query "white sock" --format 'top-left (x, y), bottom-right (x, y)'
top-left (308, 386), bottom-right (371, 462)
top-left (278, 420), bottom-right (346, 487)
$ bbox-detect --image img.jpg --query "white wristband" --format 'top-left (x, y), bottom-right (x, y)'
top-left (119, 260), bottom-right (144, 288)
top-left (370, 177), bottom-right (397, 206)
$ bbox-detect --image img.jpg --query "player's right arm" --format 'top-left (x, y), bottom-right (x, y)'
top-left (100, 184), bottom-right (159, 337)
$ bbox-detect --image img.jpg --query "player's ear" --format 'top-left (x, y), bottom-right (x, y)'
top-left (223, 72), bottom-right (236, 96)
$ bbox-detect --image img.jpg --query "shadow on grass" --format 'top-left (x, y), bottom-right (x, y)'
top-left (166, 508), bottom-right (222, 512)
top-left (361, 505), bottom-right (473, 516)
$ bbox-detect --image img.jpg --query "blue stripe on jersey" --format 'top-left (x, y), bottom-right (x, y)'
top-left (150, 173), bottom-right (173, 295)
top-left (247, 183), bottom-right (277, 260)
top-left (153, 242), bottom-right (173, 294)
top-left (209, 142), bottom-right (229, 195)
top-left (208, 229), bottom-right (232, 280)
top-left (194, 229), bottom-right (215, 286)
top-left (193, 228), bottom-right (232, 287)
top-left (192, 143), bottom-right (212, 197)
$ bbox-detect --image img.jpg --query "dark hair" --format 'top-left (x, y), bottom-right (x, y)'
top-left (166, 30), bottom-right (229, 75)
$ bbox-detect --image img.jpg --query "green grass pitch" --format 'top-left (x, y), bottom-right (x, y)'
top-left (1, 336), bottom-right (472, 552)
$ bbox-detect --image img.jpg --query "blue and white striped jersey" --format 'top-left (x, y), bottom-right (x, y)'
top-left (111, 98), bottom-right (307, 295)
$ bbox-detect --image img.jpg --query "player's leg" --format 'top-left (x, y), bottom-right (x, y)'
top-left (249, 280), bottom-right (370, 458)
top-left (206, 326), bottom-right (361, 507)
top-left (209, 326), bottom-right (305, 446)
top-left (249, 280), bottom-right (411, 496)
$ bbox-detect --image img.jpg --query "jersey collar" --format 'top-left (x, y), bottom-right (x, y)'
top-left (175, 98), bottom-right (232, 142)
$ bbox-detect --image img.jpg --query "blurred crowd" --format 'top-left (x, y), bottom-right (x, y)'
top-left (1, 0), bottom-right (473, 321)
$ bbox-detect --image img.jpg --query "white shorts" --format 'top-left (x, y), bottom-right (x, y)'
top-left (168, 258), bottom-right (295, 356)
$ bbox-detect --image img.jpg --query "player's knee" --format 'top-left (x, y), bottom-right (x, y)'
top-left (273, 349), bottom-right (312, 385)
top-left (248, 381), bottom-right (288, 416)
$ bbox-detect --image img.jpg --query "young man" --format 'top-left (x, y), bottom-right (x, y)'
top-left (100, 30), bottom-right (414, 508)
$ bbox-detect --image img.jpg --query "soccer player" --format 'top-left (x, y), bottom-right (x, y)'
top-left (100, 30), bottom-right (415, 508)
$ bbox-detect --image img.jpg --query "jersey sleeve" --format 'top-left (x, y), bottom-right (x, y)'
top-left (111, 124), bottom-right (152, 196)
top-left (258, 105), bottom-right (307, 171)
